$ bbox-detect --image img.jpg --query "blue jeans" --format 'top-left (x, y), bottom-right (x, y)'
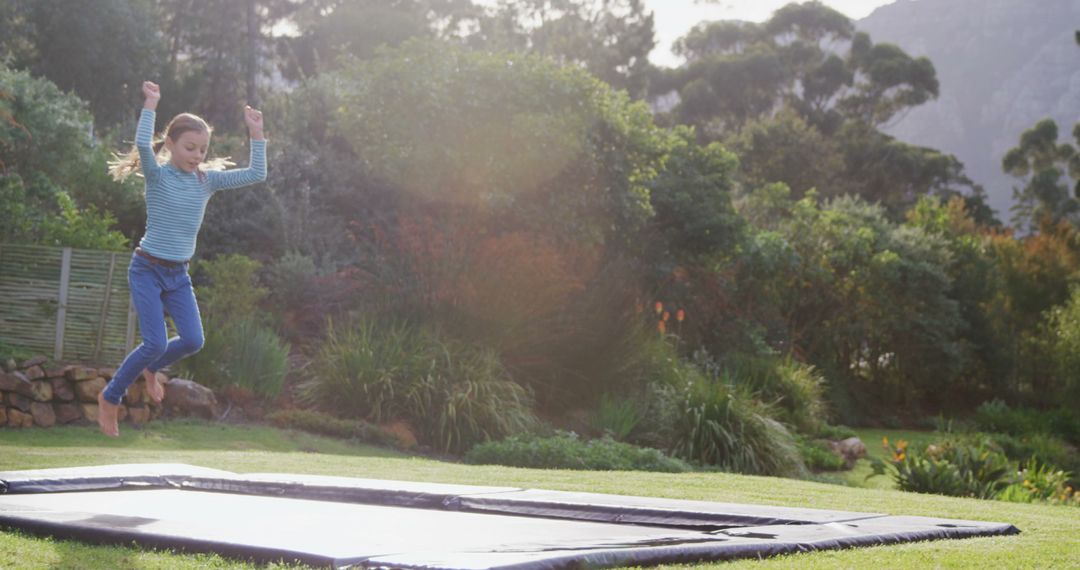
top-left (102, 252), bottom-right (205, 405)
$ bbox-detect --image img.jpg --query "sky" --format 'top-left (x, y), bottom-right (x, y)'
top-left (645, 0), bottom-right (897, 67)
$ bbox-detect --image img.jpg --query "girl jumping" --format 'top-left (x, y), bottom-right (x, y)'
top-left (100, 81), bottom-right (267, 437)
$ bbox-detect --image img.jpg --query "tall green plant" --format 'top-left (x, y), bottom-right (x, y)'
top-left (668, 371), bottom-right (806, 477)
top-left (173, 318), bottom-right (289, 400)
top-left (301, 319), bottom-right (536, 454)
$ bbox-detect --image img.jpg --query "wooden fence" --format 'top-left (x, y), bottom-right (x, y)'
top-left (0, 244), bottom-right (136, 364)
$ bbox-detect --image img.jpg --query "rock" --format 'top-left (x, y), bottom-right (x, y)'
top-left (65, 366), bottom-right (97, 382)
top-left (6, 392), bottom-right (31, 412)
top-left (97, 367), bottom-right (117, 380)
top-left (24, 366), bottom-right (45, 380)
top-left (0, 407), bottom-right (6, 425)
top-left (54, 403), bottom-right (82, 424)
top-left (837, 437), bottom-right (867, 460)
top-left (7, 408), bottom-right (32, 428)
top-left (30, 402), bottom-right (55, 427)
top-left (829, 437), bottom-right (868, 468)
top-left (80, 403), bottom-right (98, 422)
top-left (117, 405), bottom-right (128, 422)
top-left (3, 358), bottom-right (15, 372)
top-left (73, 377), bottom-right (108, 403)
top-left (126, 380), bottom-right (147, 405)
top-left (30, 380), bottom-right (53, 402)
top-left (128, 406), bottom-right (150, 425)
top-left (44, 366), bottom-right (67, 379)
top-left (0, 371), bottom-right (35, 398)
top-left (19, 356), bottom-right (47, 369)
top-left (164, 378), bottom-right (220, 419)
top-left (50, 378), bottom-right (75, 401)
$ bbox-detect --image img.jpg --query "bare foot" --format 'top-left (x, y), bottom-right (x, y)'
top-left (143, 369), bottom-right (164, 403)
top-left (97, 391), bottom-right (120, 437)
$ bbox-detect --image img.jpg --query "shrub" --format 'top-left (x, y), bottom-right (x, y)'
top-left (265, 409), bottom-right (397, 447)
top-left (590, 393), bottom-right (644, 441)
top-left (465, 431), bottom-right (691, 473)
top-left (663, 360), bottom-right (806, 477)
top-left (816, 423), bottom-right (858, 440)
top-left (714, 353), bottom-right (829, 434)
top-left (174, 318), bottom-right (290, 400)
top-left (798, 437), bottom-right (848, 471)
top-left (872, 436), bottom-right (1013, 499)
top-left (974, 399), bottom-right (1080, 445)
top-left (193, 254), bottom-right (269, 325)
top-left (300, 319), bottom-right (536, 454)
top-left (998, 459), bottom-right (1079, 506)
top-left (989, 433), bottom-right (1077, 470)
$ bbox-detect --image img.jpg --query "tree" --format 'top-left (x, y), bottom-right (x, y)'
top-left (657, 2), bottom-right (967, 217)
top-left (278, 0), bottom-right (480, 79)
top-left (1002, 118), bottom-right (1080, 231)
top-left (0, 64), bottom-right (134, 248)
top-left (4, 0), bottom-right (165, 127)
top-left (723, 108), bottom-right (843, 199)
top-left (471, 0), bottom-right (656, 97)
top-left (155, 0), bottom-right (303, 128)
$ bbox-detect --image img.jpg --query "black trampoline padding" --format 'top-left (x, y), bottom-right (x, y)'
top-left (0, 464), bottom-right (1020, 569)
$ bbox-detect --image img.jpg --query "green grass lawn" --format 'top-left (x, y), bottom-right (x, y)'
top-left (1, 421), bottom-right (1077, 569)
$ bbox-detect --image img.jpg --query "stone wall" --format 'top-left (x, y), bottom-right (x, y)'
top-left (0, 356), bottom-right (210, 429)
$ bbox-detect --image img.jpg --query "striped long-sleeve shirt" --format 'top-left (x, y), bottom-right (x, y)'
top-left (136, 109), bottom-right (267, 262)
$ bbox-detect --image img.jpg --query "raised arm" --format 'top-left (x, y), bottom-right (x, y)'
top-left (137, 81), bottom-right (162, 185)
top-left (208, 105), bottom-right (267, 192)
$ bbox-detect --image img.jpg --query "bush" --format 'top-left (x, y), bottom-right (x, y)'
top-left (193, 254), bottom-right (270, 325)
top-left (465, 431), bottom-right (691, 473)
top-left (974, 399), bottom-right (1080, 445)
top-left (998, 459), bottom-right (1079, 507)
top-left (717, 354), bottom-right (829, 434)
top-left (872, 436), bottom-right (1013, 499)
top-left (798, 437), bottom-right (848, 471)
top-left (662, 359), bottom-right (806, 477)
top-left (173, 318), bottom-right (289, 400)
top-left (300, 319), bottom-right (536, 454)
top-left (986, 432), bottom-right (1080, 486)
top-left (816, 423), bottom-right (858, 440)
top-left (590, 393), bottom-right (644, 441)
top-left (265, 409), bottom-right (397, 447)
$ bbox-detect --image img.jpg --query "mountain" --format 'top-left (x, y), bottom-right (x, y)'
top-left (857, 0), bottom-right (1080, 221)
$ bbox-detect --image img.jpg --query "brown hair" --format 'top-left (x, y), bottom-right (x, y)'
top-left (109, 113), bottom-right (230, 182)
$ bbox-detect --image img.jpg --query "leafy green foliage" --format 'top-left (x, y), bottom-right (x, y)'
top-left (38, 191), bottom-right (128, 251)
top-left (1002, 118), bottom-right (1080, 231)
top-left (193, 254), bottom-right (270, 325)
top-left (797, 437), bottom-right (848, 471)
top-left (1039, 287), bottom-right (1080, 402)
top-left (974, 400), bottom-right (1080, 445)
top-left (646, 126), bottom-right (743, 258)
top-left (12, 0), bottom-right (165, 126)
top-left (300, 319), bottom-right (537, 454)
top-left (333, 40), bottom-right (667, 247)
top-left (715, 353), bottom-right (829, 434)
top-left (871, 436), bottom-right (1013, 499)
top-left (590, 394), bottom-right (645, 441)
top-left (998, 459), bottom-right (1079, 507)
top-left (465, 431), bottom-right (690, 473)
top-left (641, 352), bottom-right (806, 477)
top-left (174, 318), bottom-right (289, 400)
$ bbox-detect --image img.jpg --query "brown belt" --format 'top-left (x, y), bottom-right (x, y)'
top-left (135, 247), bottom-right (187, 268)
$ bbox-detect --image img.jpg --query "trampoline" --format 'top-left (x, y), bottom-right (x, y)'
top-left (0, 464), bottom-right (1018, 569)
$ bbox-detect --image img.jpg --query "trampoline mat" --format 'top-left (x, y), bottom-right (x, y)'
top-left (0, 464), bottom-right (1019, 569)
